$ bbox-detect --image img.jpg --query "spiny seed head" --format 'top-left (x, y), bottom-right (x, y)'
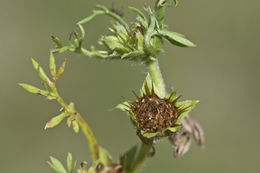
top-left (130, 83), bottom-right (185, 133)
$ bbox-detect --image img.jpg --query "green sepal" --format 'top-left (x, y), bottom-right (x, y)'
top-left (48, 156), bottom-right (67, 173)
top-left (115, 101), bottom-right (131, 112)
top-left (159, 29), bottom-right (196, 47)
top-left (176, 100), bottom-right (199, 123)
top-left (140, 73), bottom-right (160, 97)
top-left (166, 90), bottom-right (177, 102)
top-left (31, 58), bottom-right (52, 85)
top-left (141, 130), bottom-right (160, 138)
top-left (49, 51), bottom-right (56, 77)
top-left (163, 124), bottom-right (181, 133)
top-left (44, 112), bottom-right (69, 129)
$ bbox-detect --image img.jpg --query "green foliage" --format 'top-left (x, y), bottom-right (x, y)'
top-left (20, 0), bottom-right (204, 173)
top-left (48, 153), bottom-right (77, 173)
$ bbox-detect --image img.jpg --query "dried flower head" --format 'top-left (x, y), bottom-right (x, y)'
top-left (116, 74), bottom-right (199, 140)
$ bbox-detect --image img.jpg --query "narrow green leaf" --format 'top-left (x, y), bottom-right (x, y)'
top-left (96, 5), bottom-right (129, 32)
top-left (77, 10), bottom-right (104, 25)
top-left (31, 58), bottom-right (52, 85)
top-left (159, 29), bottom-right (196, 47)
top-left (51, 36), bottom-right (62, 48)
top-left (176, 100), bottom-right (199, 123)
top-left (44, 112), bottom-right (68, 129)
top-left (49, 52), bottom-right (56, 77)
top-left (72, 120), bottom-right (79, 133)
top-left (129, 7), bottom-right (146, 19)
top-left (48, 156), bottom-right (67, 173)
top-left (67, 116), bottom-right (72, 128)
top-left (19, 83), bottom-right (48, 95)
top-left (67, 152), bottom-right (73, 173)
top-left (101, 35), bottom-right (129, 54)
top-left (136, 32), bottom-right (144, 50)
top-left (57, 59), bottom-right (67, 78)
top-left (144, 15), bottom-right (158, 55)
top-left (77, 24), bottom-right (85, 38)
top-left (121, 51), bottom-right (145, 60)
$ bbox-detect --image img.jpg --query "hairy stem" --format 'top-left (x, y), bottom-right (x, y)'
top-left (147, 59), bottom-right (167, 97)
top-left (130, 59), bottom-right (167, 173)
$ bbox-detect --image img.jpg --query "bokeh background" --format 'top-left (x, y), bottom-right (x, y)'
top-left (1, 0), bottom-right (259, 172)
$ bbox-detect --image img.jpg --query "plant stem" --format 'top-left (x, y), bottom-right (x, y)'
top-left (129, 143), bottom-right (151, 173)
top-left (51, 86), bottom-right (100, 162)
top-left (130, 59), bottom-right (167, 173)
top-left (147, 59), bottom-right (167, 97)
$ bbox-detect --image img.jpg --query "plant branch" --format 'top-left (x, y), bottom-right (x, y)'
top-left (130, 58), bottom-right (167, 173)
top-left (51, 85), bottom-right (100, 162)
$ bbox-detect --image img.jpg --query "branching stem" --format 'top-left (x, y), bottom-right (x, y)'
top-left (51, 86), bottom-right (100, 162)
top-left (130, 58), bottom-right (167, 173)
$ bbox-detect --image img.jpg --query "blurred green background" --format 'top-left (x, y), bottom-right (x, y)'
top-left (1, 0), bottom-right (259, 172)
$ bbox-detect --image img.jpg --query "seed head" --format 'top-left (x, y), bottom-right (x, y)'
top-left (130, 83), bottom-right (184, 133)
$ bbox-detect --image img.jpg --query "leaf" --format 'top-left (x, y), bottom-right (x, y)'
top-left (144, 15), bottom-right (157, 55)
top-left (19, 83), bottom-right (48, 95)
top-left (72, 120), bottom-right (79, 134)
top-left (175, 100), bottom-right (199, 123)
top-left (48, 156), bottom-right (67, 173)
top-left (67, 116), bottom-right (72, 128)
top-left (51, 36), bottom-right (62, 48)
top-left (44, 112), bottom-right (68, 129)
top-left (129, 7), bottom-right (148, 29)
top-left (77, 10), bottom-right (105, 25)
top-left (136, 32), bottom-right (144, 50)
top-left (96, 5), bottom-right (129, 32)
top-left (110, 22), bottom-right (128, 42)
top-left (100, 35), bottom-right (129, 54)
top-left (121, 51), bottom-right (146, 60)
top-left (57, 59), bottom-right (67, 78)
top-left (122, 145), bottom-right (139, 172)
top-left (67, 153), bottom-right (73, 173)
top-left (49, 51), bottom-right (56, 77)
top-left (159, 29), bottom-right (196, 47)
top-left (31, 58), bottom-right (52, 85)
